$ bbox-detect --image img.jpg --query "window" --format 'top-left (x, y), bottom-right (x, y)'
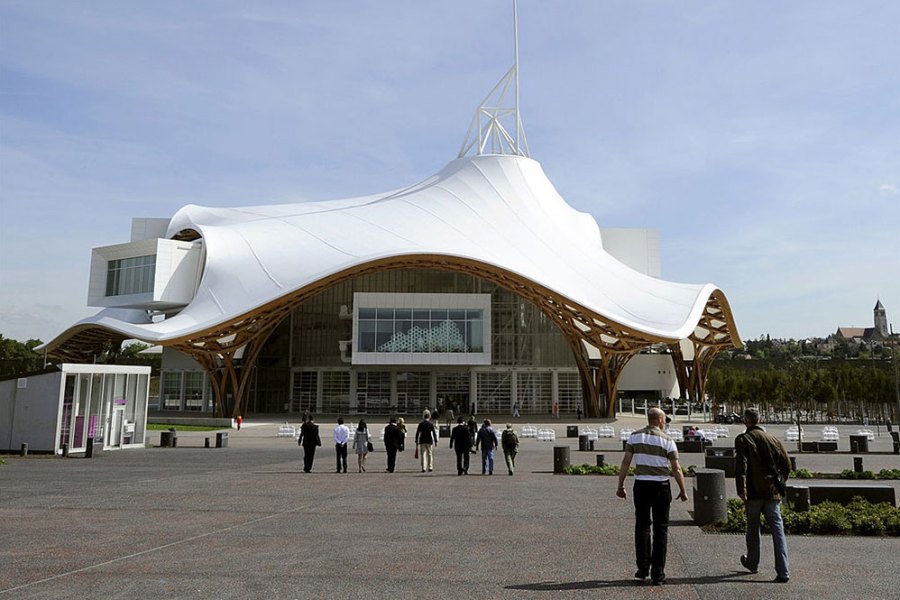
top-left (162, 372), bottom-right (182, 410)
top-left (106, 255), bottom-right (156, 296)
top-left (184, 372), bottom-right (205, 411)
top-left (356, 307), bottom-right (485, 353)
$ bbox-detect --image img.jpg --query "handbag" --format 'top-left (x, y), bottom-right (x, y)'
top-left (414, 446), bottom-right (419, 459)
top-left (367, 441), bottom-right (374, 452)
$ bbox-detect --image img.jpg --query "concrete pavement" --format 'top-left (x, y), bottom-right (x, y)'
top-left (1, 416), bottom-right (898, 599)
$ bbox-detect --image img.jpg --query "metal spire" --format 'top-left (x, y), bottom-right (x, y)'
top-left (458, 0), bottom-right (530, 158)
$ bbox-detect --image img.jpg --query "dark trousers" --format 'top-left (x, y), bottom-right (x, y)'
top-left (302, 445), bottom-right (317, 472)
top-left (455, 450), bottom-right (470, 475)
top-left (335, 443), bottom-right (347, 472)
top-left (386, 448), bottom-right (398, 472)
top-left (633, 480), bottom-right (672, 578)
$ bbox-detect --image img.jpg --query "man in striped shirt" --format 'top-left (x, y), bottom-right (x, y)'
top-left (616, 408), bottom-right (688, 585)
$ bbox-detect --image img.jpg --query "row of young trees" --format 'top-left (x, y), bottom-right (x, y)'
top-left (0, 334), bottom-right (159, 379)
top-left (707, 358), bottom-right (899, 424)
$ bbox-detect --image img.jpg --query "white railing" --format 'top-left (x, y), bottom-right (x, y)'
top-left (619, 428), bottom-right (634, 441)
top-left (597, 425), bottom-right (615, 438)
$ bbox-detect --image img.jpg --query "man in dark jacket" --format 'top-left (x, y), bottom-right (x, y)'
top-left (298, 415), bottom-right (322, 473)
top-left (449, 416), bottom-right (473, 475)
top-left (383, 417), bottom-right (405, 473)
top-left (735, 407), bottom-right (791, 583)
top-left (475, 419), bottom-right (498, 475)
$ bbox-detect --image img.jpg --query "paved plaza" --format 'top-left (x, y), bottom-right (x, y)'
top-left (2, 416), bottom-right (899, 599)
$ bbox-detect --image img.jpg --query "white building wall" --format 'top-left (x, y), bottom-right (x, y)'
top-left (599, 228), bottom-right (661, 278)
top-left (617, 354), bottom-right (679, 398)
top-left (0, 372), bottom-right (63, 453)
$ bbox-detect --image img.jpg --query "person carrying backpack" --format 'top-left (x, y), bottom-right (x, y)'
top-left (501, 423), bottom-right (519, 476)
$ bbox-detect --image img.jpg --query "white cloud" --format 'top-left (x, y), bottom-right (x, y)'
top-left (879, 184), bottom-right (898, 195)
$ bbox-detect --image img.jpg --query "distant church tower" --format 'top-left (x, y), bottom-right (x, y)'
top-left (874, 299), bottom-right (888, 338)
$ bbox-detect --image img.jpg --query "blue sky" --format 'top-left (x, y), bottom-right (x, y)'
top-left (1, 1), bottom-right (898, 344)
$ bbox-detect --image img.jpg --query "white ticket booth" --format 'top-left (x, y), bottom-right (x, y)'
top-left (0, 364), bottom-right (151, 454)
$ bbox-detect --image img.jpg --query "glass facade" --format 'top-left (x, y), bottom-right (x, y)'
top-left (106, 255), bottom-right (156, 296)
top-left (58, 369), bottom-right (149, 451)
top-left (167, 267), bottom-right (586, 415)
top-left (357, 308), bottom-right (484, 353)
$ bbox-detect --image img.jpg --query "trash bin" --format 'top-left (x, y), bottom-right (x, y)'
top-left (578, 434), bottom-right (590, 451)
top-left (439, 425), bottom-right (451, 439)
top-left (693, 468), bottom-right (727, 526)
top-left (216, 431), bottom-right (229, 448)
top-left (785, 485), bottom-right (810, 512)
top-left (595, 454), bottom-right (605, 467)
top-left (566, 425), bottom-right (579, 438)
top-left (849, 434), bottom-right (868, 453)
top-left (160, 431), bottom-right (175, 448)
top-left (553, 446), bottom-right (570, 474)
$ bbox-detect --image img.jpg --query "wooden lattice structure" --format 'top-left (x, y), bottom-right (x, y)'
top-left (45, 255), bottom-right (741, 418)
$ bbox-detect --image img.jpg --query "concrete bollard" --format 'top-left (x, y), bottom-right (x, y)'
top-left (853, 456), bottom-right (864, 474)
top-left (693, 468), bottom-right (727, 526)
top-left (553, 446), bottom-right (570, 474)
top-left (20, 443), bottom-right (28, 457)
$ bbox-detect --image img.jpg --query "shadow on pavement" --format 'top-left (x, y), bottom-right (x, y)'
top-left (505, 572), bottom-right (760, 591)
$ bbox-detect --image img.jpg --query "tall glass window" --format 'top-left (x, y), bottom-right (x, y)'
top-left (162, 372), bottom-right (182, 410)
top-left (106, 255), bottom-right (156, 296)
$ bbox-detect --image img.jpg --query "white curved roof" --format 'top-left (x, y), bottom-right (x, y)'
top-left (57, 154), bottom-right (723, 344)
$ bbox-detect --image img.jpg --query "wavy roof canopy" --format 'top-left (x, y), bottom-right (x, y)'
top-left (46, 154), bottom-right (739, 356)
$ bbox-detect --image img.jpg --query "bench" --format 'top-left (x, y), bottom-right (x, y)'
top-left (801, 441), bottom-right (838, 453)
top-left (676, 440), bottom-right (705, 454)
top-left (786, 484), bottom-right (896, 507)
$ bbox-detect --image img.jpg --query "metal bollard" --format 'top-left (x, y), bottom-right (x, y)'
top-left (789, 456), bottom-right (797, 472)
top-left (20, 443), bottom-right (28, 457)
top-left (693, 468), bottom-right (727, 526)
top-left (205, 437), bottom-right (211, 448)
top-left (578, 434), bottom-right (590, 451)
top-left (596, 453), bottom-right (605, 467)
top-left (85, 437), bottom-right (94, 459)
top-left (853, 456), bottom-right (863, 474)
top-left (553, 446), bottom-right (570, 474)
top-left (62, 443), bottom-right (69, 457)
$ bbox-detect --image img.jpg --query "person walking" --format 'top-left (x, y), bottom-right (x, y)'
top-left (449, 416), bottom-right (473, 475)
top-left (475, 419), bottom-right (498, 475)
top-left (501, 423), bottom-right (519, 476)
top-left (383, 417), bottom-right (404, 473)
top-left (512, 401), bottom-right (520, 418)
top-left (415, 410), bottom-right (438, 472)
top-left (466, 415), bottom-right (478, 454)
top-left (616, 407), bottom-right (688, 585)
top-left (735, 407), bottom-right (791, 583)
top-left (354, 419), bottom-right (371, 472)
top-left (333, 417), bottom-right (350, 473)
top-left (298, 414), bottom-right (322, 473)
